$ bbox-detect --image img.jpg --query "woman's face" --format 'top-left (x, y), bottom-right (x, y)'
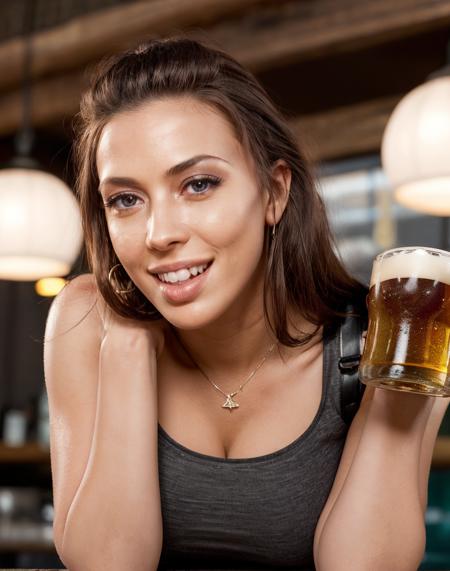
top-left (96, 96), bottom-right (276, 330)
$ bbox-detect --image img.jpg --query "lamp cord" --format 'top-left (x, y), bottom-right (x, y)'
top-left (15, 0), bottom-right (36, 158)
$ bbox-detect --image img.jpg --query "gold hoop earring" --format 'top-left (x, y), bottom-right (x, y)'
top-left (268, 224), bottom-right (277, 261)
top-left (108, 263), bottom-right (135, 295)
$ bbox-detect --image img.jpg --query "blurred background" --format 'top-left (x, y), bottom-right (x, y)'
top-left (0, 0), bottom-right (449, 568)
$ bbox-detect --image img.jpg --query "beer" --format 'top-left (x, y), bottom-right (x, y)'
top-left (359, 247), bottom-right (450, 396)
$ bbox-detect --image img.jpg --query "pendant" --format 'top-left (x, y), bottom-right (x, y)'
top-left (222, 391), bottom-right (240, 412)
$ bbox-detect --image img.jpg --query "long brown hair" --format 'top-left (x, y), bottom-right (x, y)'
top-left (72, 36), bottom-right (367, 347)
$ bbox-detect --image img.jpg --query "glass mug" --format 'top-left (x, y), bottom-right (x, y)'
top-left (359, 246), bottom-right (450, 397)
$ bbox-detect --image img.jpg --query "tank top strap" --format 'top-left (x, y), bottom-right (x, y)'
top-left (321, 323), bottom-right (352, 428)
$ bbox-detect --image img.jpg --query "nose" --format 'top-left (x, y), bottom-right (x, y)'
top-left (145, 201), bottom-right (188, 251)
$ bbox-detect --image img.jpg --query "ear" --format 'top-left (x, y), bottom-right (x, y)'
top-left (264, 159), bottom-right (292, 226)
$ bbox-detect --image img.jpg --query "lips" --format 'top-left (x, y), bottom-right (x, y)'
top-left (153, 260), bottom-right (213, 304)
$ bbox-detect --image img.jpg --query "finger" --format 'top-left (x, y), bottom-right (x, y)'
top-left (360, 330), bottom-right (367, 353)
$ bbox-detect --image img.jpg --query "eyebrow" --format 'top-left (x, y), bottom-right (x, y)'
top-left (98, 154), bottom-right (230, 193)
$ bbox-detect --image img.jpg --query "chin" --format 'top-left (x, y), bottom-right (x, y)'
top-left (159, 303), bottom-right (224, 331)
top-left (163, 314), bottom-right (214, 332)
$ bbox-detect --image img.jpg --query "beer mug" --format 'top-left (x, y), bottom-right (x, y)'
top-left (359, 246), bottom-right (450, 397)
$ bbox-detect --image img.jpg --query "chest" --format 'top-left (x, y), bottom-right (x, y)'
top-left (156, 343), bottom-right (324, 460)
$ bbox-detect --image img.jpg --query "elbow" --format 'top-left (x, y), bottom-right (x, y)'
top-left (55, 501), bottom-right (163, 571)
top-left (58, 547), bottom-right (161, 571)
top-left (57, 523), bottom-right (162, 571)
top-left (315, 521), bottom-right (426, 571)
top-left (52, 519), bottom-right (68, 569)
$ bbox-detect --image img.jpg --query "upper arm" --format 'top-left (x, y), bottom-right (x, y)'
top-left (43, 273), bottom-right (105, 554)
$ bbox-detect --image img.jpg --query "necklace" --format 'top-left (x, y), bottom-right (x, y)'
top-left (171, 328), bottom-right (278, 412)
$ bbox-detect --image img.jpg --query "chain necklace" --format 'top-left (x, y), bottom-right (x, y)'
top-left (171, 328), bottom-right (278, 412)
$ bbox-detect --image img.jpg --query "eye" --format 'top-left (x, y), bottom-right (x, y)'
top-left (183, 175), bottom-right (222, 195)
top-left (103, 193), bottom-right (142, 211)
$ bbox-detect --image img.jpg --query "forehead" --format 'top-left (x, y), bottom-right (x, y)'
top-left (96, 97), bottom-right (246, 174)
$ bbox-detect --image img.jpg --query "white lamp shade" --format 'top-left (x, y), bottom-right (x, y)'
top-left (0, 168), bottom-right (83, 280)
top-left (381, 75), bottom-right (450, 216)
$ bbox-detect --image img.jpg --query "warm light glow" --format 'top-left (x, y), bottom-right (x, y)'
top-left (381, 76), bottom-right (450, 216)
top-left (35, 277), bottom-right (68, 297)
top-left (0, 168), bottom-right (83, 280)
top-left (395, 177), bottom-right (450, 216)
top-left (0, 256), bottom-right (71, 280)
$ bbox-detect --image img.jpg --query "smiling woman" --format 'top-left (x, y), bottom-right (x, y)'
top-left (42, 35), bottom-right (448, 571)
top-left (74, 38), bottom-right (365, 332)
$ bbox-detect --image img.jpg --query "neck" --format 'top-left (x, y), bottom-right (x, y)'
top-left (171, 313), bottom-right (277, 374)
top-left (167, 305), bottom-right (318, 393)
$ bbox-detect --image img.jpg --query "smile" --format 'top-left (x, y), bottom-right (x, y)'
top-left (157, 261), bottom-right (212, 284)
top-left (152, 261), bottom-right (214, 304)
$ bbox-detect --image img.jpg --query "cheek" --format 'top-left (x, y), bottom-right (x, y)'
top-left (200, 200), bottom-right (265, 272)
top-left (195, 185), bottom-right (263, 246)
top-left (106, 218), bottom-right (142, 261)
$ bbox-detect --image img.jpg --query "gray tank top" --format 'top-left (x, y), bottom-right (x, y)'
top-left (157, 325), bottom-right (349, 570)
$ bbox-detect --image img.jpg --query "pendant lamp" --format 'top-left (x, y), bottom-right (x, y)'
top-left (381, 42), bottom-right (450, 216)
top-left (0, 1), bottom-right (82, 281)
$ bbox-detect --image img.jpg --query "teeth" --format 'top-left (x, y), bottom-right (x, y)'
top-left (158, 263), bottom-right (209, 284)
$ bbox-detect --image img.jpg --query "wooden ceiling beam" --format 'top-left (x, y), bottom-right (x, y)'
top-left (0, 69), bottom-right (400, 161)
top-left (1, 0), bottom-right (449, 95)
top-left (0, 0), bottom-right (446, 136)
top-left (0, 71), bottom-right (85, 137)
top-left (0, 0), bottom-right (274, 92)
top-left (0, 0), bottom-right (443, 158)
top-left (206, 0), bottom-right (450, 73)
top-left (293, 95), bottom-right (403, 162)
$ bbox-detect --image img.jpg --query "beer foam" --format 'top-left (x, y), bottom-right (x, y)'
top-left (370, 247), bottom-right (450, 287)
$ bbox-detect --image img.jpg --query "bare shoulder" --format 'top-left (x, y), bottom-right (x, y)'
top-left (45, 273), bottom-right (105, 345)
top-left (54, 272), bottom-right (98, 302)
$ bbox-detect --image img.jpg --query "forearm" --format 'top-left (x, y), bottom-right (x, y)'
top-left (60, 334), bottom-right (163, 571)
top-left (316, 389), bottom-right (434, 571)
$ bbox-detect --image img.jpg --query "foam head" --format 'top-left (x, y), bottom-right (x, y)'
top-left (370, 247), bottom-right (450, 288)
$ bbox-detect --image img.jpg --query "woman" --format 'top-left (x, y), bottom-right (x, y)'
top-left (43, 37), bottom-right (448, 571)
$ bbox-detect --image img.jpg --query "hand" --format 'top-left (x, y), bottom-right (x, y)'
top-left (98, 299), bottom-right (167, 359)
top-left (360, 330), bottom-right (367, 353)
